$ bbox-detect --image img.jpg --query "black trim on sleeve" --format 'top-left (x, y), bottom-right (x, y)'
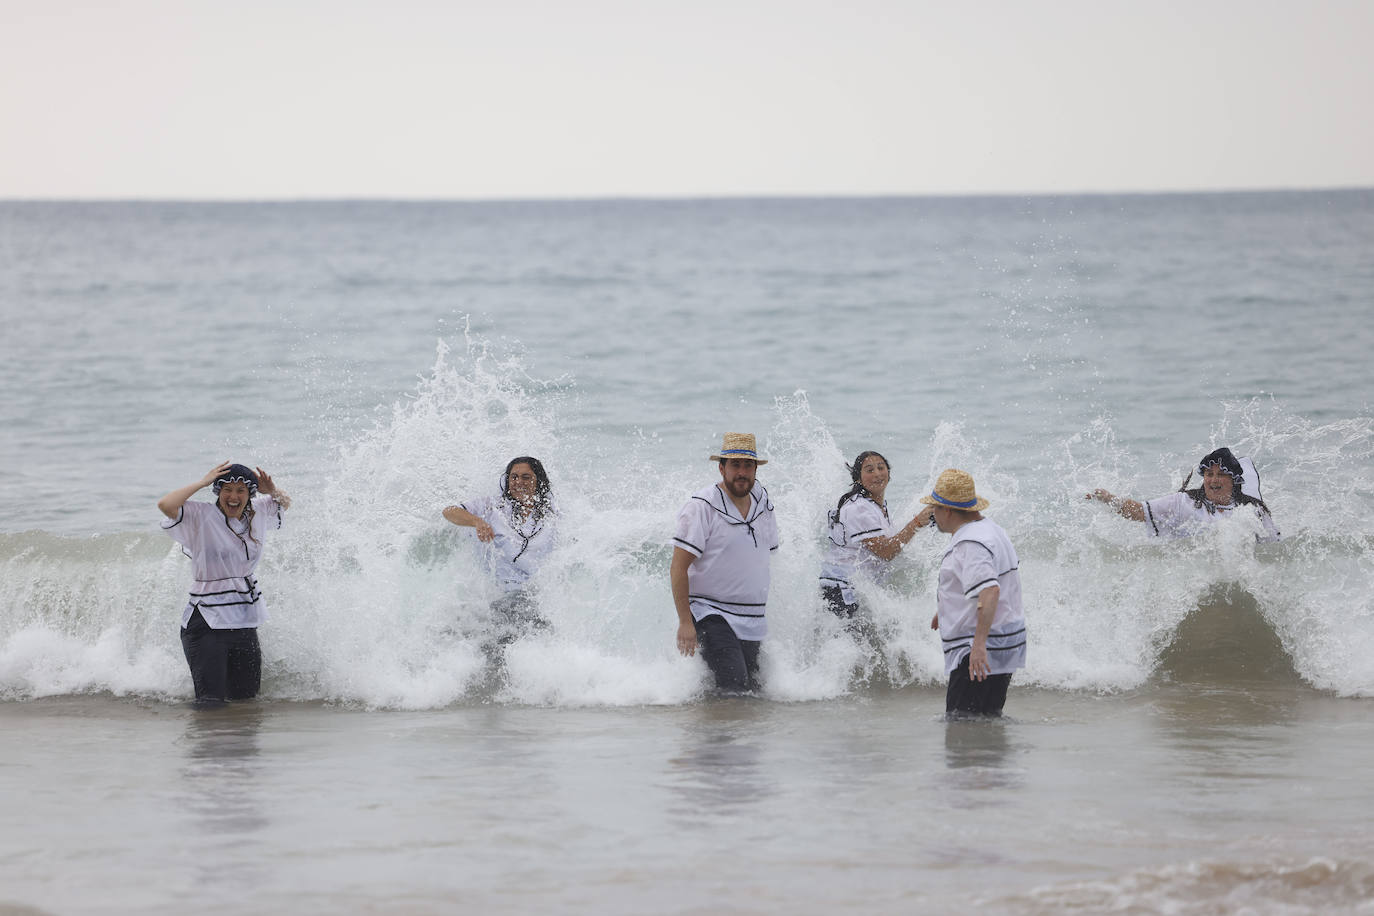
top-left (964, 540), bottom-right (994, 558)
top-left (672, 537), bottom-right (703, 555)
top-left (963, 577), bottom-right (999, 597)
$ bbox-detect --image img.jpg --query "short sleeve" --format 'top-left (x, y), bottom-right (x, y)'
top-left (252, 494), bottom-right (283, 532)
top-left (841, 499), bottom-right (888, 543)
top-left (673, 499), bottom-right (709, 557)
top-left (1143, 492), bottom-right (1190, 538)
top-left (951, 539), bottom-right (999, 599)
top-left (161, 500), bottom-right (209, 552)
top-left (460, 495), bottom-right (495, 521)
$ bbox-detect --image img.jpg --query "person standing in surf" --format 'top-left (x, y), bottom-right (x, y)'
top-left (924, 469), bottom-right (1027, 717)
top-left (820, 449), bottom-right (935, 622)
top-left (442, 456), bottom-right (556, 641)
top-left (1085, 447), bottom-right (1279, 542)
top-left (158, 461), bottom-right (290, 705)
top-left (671, 432), bottom-right (780, 693)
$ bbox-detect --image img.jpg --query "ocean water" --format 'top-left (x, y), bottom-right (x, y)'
top-left (2, 193), bottom-right (1373, 913)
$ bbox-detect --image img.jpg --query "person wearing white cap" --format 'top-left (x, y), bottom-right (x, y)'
top-left (670, 432), bottom-right (780, 693)
top-left (923, 468), bottom-right (1027, 717)
top-left (1085, 446), bottom-right (1279, 542)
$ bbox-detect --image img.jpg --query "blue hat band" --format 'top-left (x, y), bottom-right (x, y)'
top-left (720, 449), bottom-right (758, 458)
top-left (929, 491), bottom-right (978, 509)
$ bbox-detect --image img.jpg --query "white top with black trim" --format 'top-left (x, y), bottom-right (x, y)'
top-left (1143, 492), bottom-right (1280, 543)
top-left (161, 495), bottom-right (283, 629)
top-left (672, 482), bottom-right (780, 641)
top-left (935, 518), bottom-right (1027, 675)
top-left (460, 494), bottom-right (556, 592)
top-left (819, 495), bottom-right (894, 605)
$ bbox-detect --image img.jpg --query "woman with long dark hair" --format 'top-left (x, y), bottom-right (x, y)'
top-left (158, 461), bottom-right (290, 705)
top-left (819, 450), bottom-right (935, 619)
top-left (443, 456), bottom-right (556, 639)
top-left (1086, 446), bottom-right (1279, 542)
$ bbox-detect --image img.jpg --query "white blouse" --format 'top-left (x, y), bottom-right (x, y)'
top-left (1143, 492), bottom-right (1281, 542)
top-left (819, 495), bottom-right (895, 605)
top-left (161, 495), bottom-right (282, 628)
top-left (459, 494), bottom-right (557, 592)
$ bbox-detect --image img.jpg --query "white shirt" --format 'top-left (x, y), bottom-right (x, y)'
top-left (460, 494), bottom-right (556, 592)
top-left (1143, 491), bottom-right (1281, 542)
top-left (672, 482), bottom-right (780, 641)
top-left (935, 518), bottom-right (1027, 675)
top-left (161, 495), bottom-right (283, 629)
top-left (819, 495), bottom-right (895, 604)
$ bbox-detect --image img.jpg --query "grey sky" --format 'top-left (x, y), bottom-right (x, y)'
top-left (2, 0), bottom-right (1371, 198)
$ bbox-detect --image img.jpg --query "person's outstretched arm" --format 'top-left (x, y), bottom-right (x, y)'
top-left (1085, 488), bottom-right (1144, 522)
top-left (861, 510), bottom-right (936, 561)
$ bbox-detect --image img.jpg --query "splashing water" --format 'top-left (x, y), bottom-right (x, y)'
top-left (3, 338), bottom-right (1373, 705)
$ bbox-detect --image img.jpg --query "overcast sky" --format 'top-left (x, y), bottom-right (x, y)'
top-left (2, 0), bottom-right (1371, 199)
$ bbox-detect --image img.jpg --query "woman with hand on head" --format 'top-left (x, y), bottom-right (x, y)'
top-left (1086, 447), bottom-right (1279, 542)
top-left (819, 450), bottom-right (936, 621)
top-left (442, 456), bottom-right (556, 641)
top-left (158, 461), bottom-right (290, 706)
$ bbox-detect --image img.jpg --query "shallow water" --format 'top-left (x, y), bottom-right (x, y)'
top-left (3, 193), bottom-right (1373, 912)
top-left (4, 684), bottom-right (1372, 915)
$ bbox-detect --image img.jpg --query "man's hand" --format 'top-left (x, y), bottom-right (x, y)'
top-left (676, 621), bottom-right (698, 657)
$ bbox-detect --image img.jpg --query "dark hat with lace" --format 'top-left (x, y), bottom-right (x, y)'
top-left (212, 463), bottom-right (259, 496)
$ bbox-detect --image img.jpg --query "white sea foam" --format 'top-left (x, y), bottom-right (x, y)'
top-left (3, 339), bottom-right (1371, 705)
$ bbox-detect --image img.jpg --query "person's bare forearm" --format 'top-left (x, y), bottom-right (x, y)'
top-left (1086, 488), bottom-right (1144, 522)
top-left (862, 510), bottom-right (935, 561)
top-left (157, 462), bottom-right (229, 519)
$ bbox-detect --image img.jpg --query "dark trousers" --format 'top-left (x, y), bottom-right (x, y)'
top-left (945, 654), bottom-right (1012, 717)
top-left (820, 585), bottom-right (858, 620)
top-left (694, 614), bottom-right (760, 693)
top-left (180, 609), bottom-right (262, 703)
top-left (489, 590), bottom-right (549, 646)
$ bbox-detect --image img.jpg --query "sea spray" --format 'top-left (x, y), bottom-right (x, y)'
top-left (4, 340), bottom-right (1372, 703)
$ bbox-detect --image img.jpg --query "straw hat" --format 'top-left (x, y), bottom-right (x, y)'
top-left (709, 432), bottom-right (768, 465)
top-left (920, 468), bottom-right (989, 512)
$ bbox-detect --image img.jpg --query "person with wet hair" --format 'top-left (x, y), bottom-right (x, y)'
top-left (671, 432), bottom-right (780, 693)
top-left (158, 461), bottom-right (290, 705)
top-left (443, 456), bottom-right (556, 640)
top-left (819, 449), bottom-right (935, 620)
top-left (1086, 447), bottom-right (1279, 542)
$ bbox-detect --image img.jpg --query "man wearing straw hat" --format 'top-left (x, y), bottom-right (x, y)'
top-left (670, 432), bottom-right (780, 693)
top-left (922, 468), bottom-right (1027, 716)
